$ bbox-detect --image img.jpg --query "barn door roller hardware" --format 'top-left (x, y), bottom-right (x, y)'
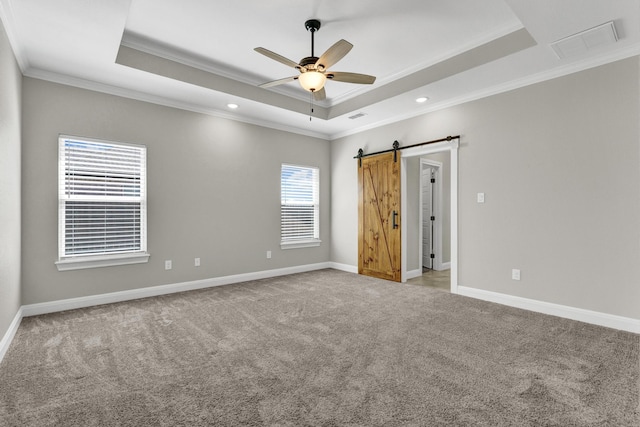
top-left (354, 135), bottom-right (460, 167)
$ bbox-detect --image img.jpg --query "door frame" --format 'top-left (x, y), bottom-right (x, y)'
top-left (401, 140), bottom-right (458, 293)
top-left (419, 159), bottom-right (443, 271)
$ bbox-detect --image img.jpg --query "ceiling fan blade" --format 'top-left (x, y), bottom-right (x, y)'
top-left (313, 87), bottom-right (326, 101)
top-left (327, 72), bottom-right (376, 84)
top-left (259, 76), bottom-right (298, 88)
top-left (315, 39), bottom-right (353, 71)
top-left (254, 47), bottom-right (302, 69)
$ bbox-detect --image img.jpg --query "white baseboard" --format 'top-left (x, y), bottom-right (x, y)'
top-left (0, 307), bottom-right (23, 365)
top-left (328, 262), bottom-right (358, 274)
top-left (457, 286), bottom-right (640, 334)
top-left (406, 269), bottom-right (422, 280)
top-left (436, 262), bottom-right (451, 271)
top-left (22, 262), bottom-right (333, 318)
top-left (6, 268), bottom-right (638, 366)
top-left (408, 266), bottom-right (451, 278)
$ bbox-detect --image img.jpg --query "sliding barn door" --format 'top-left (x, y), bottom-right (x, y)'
top-left (358, 152), bottom-right (401, 282)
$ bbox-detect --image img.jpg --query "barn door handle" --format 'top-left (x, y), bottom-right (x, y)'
top-left (392, 211), bottom-right (398, 229)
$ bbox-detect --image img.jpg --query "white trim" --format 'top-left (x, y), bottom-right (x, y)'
top-left (401, 139), bottom-right (459, 294)
top-left (437, 262), bottom-right (451, 271)
top-left (0, 0), bottom-right (29, 71)
top-left (120, 34), bottom-right (324, 108)
top-left (20, 41), bottom-right (640, 143)
top-left (57, 135), bottom-right (148, 267)
top-left (0, 307), bottom-right (23, 364)
top-left (456, 286), bottom-right (640, 334)
top-left (23, 68), bottom-right (330, 141)
top-left (450, 147), bottom-right (458, 294)
top-left (55, 252), bottom-right (150, 271)
top-left (328, 22), bottom-right (525, 106)
top-left (22, 262), bottom-right (332, 317)
top-left (121, 33), bottom-right (263, 89)
top-left (406, 269), bottom-right (422, 280)
top-left (280, 240), bottom-right (322, 250)
top-left (4, 266), bottom-right (637, 365)
top-left (122, 22), bottom-right (521, 109)
top-left (281, 164), bottom-right (320, 247)
top-left (328, 262), bottom-right (358, 274)
top-left (401, 158), bottom-right (408, 283)
top-left (328, 43), bottom-right (640, 141)
top-left (417, 160), bottom-right (425, 269)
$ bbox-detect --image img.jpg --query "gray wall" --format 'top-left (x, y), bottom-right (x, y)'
top-left (332, 57), bottom-right (640, 320)
top-left (0, 19), bottom-right (22, 340)
top-left (21, 78), bottom-right (331, 304)
top-left (8, 33), bottom-right (640, 323)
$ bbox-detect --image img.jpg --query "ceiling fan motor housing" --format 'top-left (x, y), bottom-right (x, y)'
top-left (305, 19), bottom-right (321, 33)
top-left (255, 17), bottom-right (376, 99)
top-left (300, 56), bottom-right (320, 70)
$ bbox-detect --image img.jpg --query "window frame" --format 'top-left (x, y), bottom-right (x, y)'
top-left (280, 163), bottom-right (321, 249)
top-left (55, 135), bottom-right (150, 271)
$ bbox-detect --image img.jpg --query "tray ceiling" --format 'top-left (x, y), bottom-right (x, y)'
top-left (2, 0), bottom-right (639, 139)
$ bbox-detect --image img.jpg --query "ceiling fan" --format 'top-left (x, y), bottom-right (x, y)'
top-left (254, 19), bottom-right (376, 101)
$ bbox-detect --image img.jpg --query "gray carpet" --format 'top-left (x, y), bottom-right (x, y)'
top-left (0, 269), bottom-right (638, 426)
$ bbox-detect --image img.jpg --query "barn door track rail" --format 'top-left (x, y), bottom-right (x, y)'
top-left (355, 135), bottom-right (460, 167)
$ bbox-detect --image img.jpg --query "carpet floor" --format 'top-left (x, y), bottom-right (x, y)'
top-left (0, 269), bottom-right (638, 426)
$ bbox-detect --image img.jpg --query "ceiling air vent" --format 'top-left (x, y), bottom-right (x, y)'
top-left (550, 21), bottom-right (618, 59)
top-left (348, 112), bottom-right (367, 120)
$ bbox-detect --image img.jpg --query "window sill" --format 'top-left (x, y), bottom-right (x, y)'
top-left (280, 239), bottom-right (322, 250)
top-left (55, 252), bottom-right (150, 271)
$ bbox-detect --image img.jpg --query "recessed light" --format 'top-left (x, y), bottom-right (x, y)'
top-left (227, 103), bottom-right (239, 109)
top-left (415, 97), bottom-right (429, 103)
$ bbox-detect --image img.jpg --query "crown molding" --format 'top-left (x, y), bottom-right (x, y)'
top-left (24, 68), bottom-right (331, 140)
top-left (115, 44), bottom-right (331, 119)
top-left (329, 42), bottom-right (640, 140)
top-left (121, 31), bottom-right (261, 87)
top-left (20, 31), bottom-right (640, 143)
top-left (121, 31), bottom-right (333, 108)
top-left (0, 0), bottom-right (29, 71)
top-left (328, 22), bottom-right (526, 106)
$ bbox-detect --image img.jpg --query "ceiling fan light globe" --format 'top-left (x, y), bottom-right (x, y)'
top-left (298, 71), bottom-right (326, 92)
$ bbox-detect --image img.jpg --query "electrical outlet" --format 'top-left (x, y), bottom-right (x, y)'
top-left (165, 260), bottom-right (172, 270)
top-left (512, 269), bottom-right (521, 281)
top-left (266, 250), bottom-right (272, 259)
top-left (194, 257), bottom-right (200, 267)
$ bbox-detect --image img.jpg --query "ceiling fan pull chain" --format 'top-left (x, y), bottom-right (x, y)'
top-left (255, 19), bottom-right (375, 98)
top-left (310, 91), bottom-right (314, 121)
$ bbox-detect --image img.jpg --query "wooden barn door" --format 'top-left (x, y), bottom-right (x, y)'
top-left (358, 152), bottom-right (401, 282)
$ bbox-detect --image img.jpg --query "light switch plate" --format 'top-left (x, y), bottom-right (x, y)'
top-left (477, 193), bottom-right (485, 203)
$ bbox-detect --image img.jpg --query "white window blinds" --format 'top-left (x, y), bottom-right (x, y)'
top-left (58, 136), bottom-right (147, 258)
top-left (281, 164), bottom-right (319, 244)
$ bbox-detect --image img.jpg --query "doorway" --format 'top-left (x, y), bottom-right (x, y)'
top-left (400, 140), bottom-right (458, 293)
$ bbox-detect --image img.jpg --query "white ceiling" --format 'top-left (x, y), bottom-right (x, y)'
top-left (2, 0), bottom-right (640, 139)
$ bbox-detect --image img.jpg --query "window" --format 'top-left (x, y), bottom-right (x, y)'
top-left (56, 135), bottom-right (149, 271)
top-left (281, 164), bottom-right (320, 249)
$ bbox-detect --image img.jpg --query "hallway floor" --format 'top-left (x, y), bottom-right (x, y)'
top-left (407, 268), bottom-right (450, 291)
